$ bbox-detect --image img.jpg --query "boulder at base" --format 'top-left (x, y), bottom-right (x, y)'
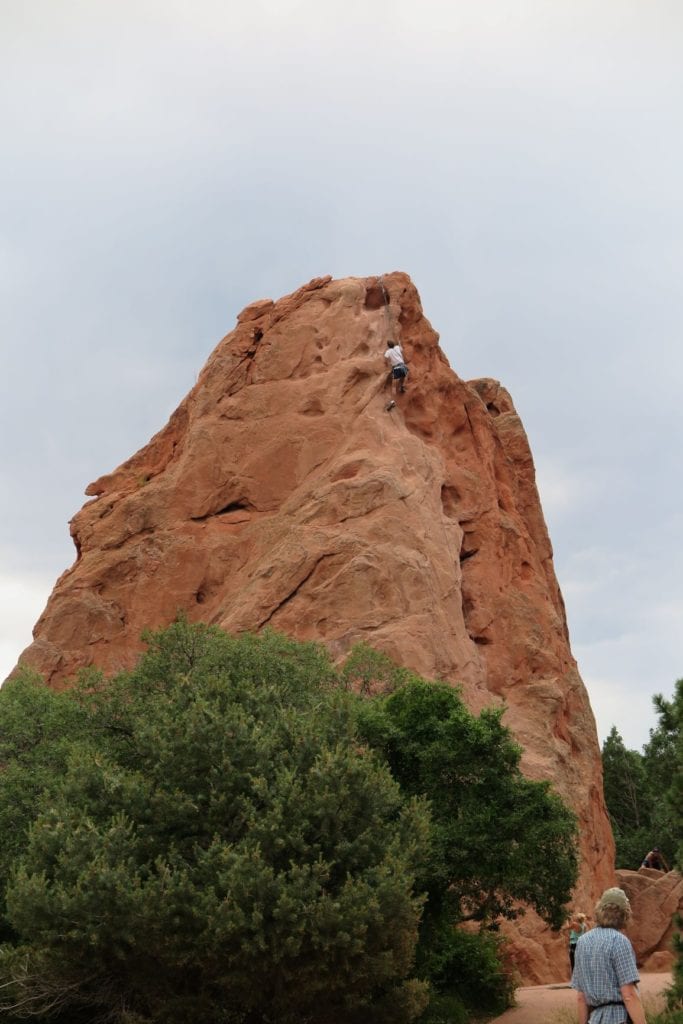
top-left (619, 868), bottom-right (683, 970)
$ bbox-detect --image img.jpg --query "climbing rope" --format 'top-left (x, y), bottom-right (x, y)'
top-left (378, 276), bottom-right (397, 412)
top-left (378, 275), bottom-right (394, 343)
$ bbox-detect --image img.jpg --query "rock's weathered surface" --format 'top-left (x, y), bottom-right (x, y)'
top-left (14, 272), bottom-right (615, 982)
top-left (618, 868), bottom-right (683, 970)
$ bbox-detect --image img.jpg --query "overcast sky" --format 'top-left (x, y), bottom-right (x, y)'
top-left (2, 0), bottom-right (681, 750)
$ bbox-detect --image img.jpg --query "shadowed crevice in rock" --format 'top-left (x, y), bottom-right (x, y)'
top-left (191, 500), bottom-right (253, 522)
top-left (459, 546), bottom-right (478, 563)
top-left (364, 281), bottom-right (389, 310)
top-left (440, 484), bottom-right (460, 519)
top-left (258, 552), bottom-right (339, 630)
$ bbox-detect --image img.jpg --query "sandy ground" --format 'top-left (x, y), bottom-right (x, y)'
top-left (491, 972), bottom-right (672, 1024)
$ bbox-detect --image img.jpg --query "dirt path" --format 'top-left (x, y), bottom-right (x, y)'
top-left (491, 972), bottom-right (672, 1024)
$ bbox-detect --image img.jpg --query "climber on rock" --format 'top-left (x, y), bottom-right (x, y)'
top-left (384, 340), bottom-right (409, 395)
top-left (641, 846), bottom-right (669, 871)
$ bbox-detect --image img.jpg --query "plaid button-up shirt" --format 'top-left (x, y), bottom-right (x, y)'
top-left (571, 927), bottom-right (639, 1024)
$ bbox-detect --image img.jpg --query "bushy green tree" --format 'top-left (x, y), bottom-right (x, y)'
top-left (0, 626), bottom-right (580, 1024)
top-left (0, 671), bottom-right (89, 941)
top-left (601, 683), bottom-right (681, 869)
top-left (601, 678), bottom-right (683, 1017)
top-left (357, 679), bottom-right (578, 927)
top-left (601, 726), bottom-right (652, 868)
top-left (650, 681), bottom-right (683, 866)
top-left (339, 642), bottom-right (414, 697)
top-left (356, 676), bottom-right (578, 1015)
top-left (0, 624), bottom-right (430, 1024)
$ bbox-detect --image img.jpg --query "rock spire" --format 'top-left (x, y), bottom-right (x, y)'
top-left (14, 272), bottom-right (615, 981)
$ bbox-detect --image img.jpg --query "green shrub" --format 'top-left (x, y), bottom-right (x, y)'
top-left (416, 921), bottom-right (515, 1017)
top-left (417, 992), bottom-right (469, 1024)
top-left (0, 670), bottom-right (89, 941)
top-left (0, 624), bottom-right (430, 1024)
top-left (356, 678), bottom-right (578, 930)
top-left (670, 923), bottom-right (683, 1012)
top-left (0, 627), bottom-right (581, 1023)
top-left (650, 1011), bottom-right (683, 1024)
top-left (355, 670), bottom-right (576, 1016)
top-left (601, 680), bottom-right (682, 871)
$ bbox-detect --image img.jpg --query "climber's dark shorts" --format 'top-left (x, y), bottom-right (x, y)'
top-left (392, 364), bottom-right (408, 380)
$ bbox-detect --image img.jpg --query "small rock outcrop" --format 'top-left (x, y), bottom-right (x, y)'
top-left (618, 868), bottom-right (683, 970)
top-left (13, 272), bottom-right (615, 982)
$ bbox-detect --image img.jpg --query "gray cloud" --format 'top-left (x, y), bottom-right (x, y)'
top-left (2, 0), bottom-right (681, 748)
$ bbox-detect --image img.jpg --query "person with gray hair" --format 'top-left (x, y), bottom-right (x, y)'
top-left (571, 887), bottom-right (645, 1024)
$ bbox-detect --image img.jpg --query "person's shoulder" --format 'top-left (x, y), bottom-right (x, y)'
top-left (578, 927), bottom-right (609, 948)
top-left (600, 929), bottom-right (636, 960)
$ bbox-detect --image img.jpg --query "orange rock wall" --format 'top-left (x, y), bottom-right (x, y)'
top-left (14, 273), bottom-right (616, 982)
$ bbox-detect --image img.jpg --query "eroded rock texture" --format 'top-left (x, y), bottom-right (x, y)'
top-left (14, 272), bottom-right (615, 982)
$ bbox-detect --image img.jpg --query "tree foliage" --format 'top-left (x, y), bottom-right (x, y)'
top-left (601, 679), bottom-right (683, 1015)
top-left (601, 682), bottom-right (681, 870)
top-left (357, 679), bottom-right (578, 929)
top-left (0, 671), bottom-right (89, 943)
top-left (0, 623), bottom-right (579, 1023)
top-left (650, 681), bottom-right (683, 865)
top-left (356, 676), bottom-right (578, 1015)
top-left (0, 625), bottom-right (429, 1024)
top-left (601, 726), bottom-right (653, 869)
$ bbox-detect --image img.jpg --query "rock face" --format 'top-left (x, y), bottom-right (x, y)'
top-left (618, 868), bottom-right (683, 971)
top-left (14, 272), bottom-right (615, 982)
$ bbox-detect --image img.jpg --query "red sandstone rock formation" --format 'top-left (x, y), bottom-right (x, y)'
top-left (13, 272), bottom-right (615, 982)
top-left (618, 868), bottom-right (683, 971)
